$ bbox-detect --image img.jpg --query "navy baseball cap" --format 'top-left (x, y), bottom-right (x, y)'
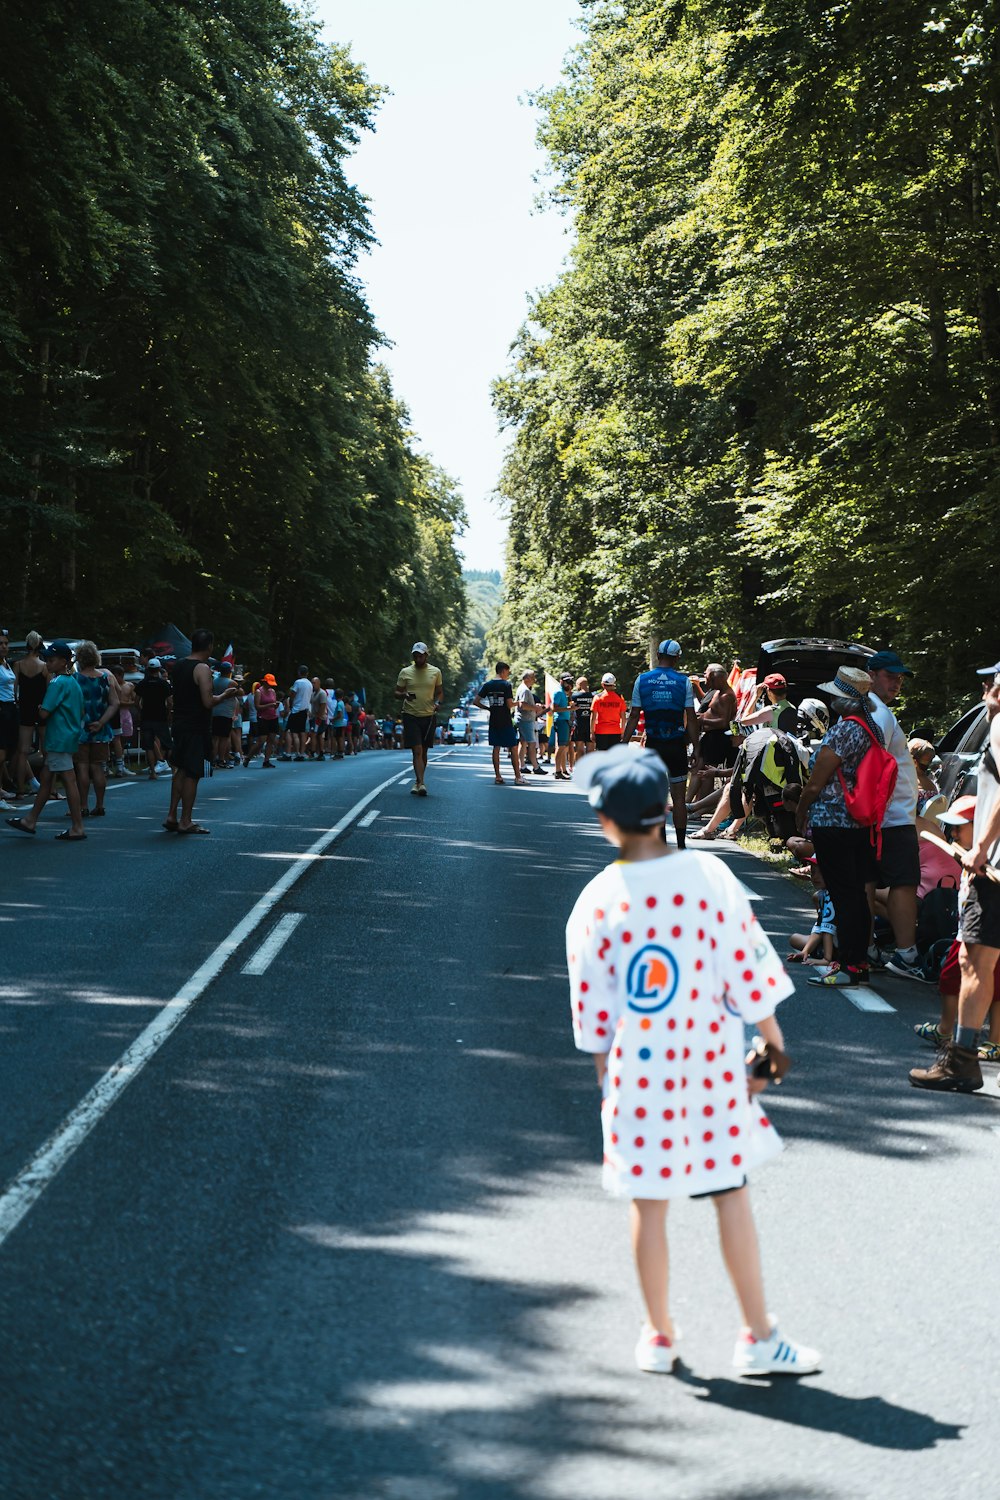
top-left (657, 639), bottom-right (681, 657)
top-left (977, 660), bottom-right (1000, 676)
top-left (575, 745), bottom-right (668, 830)
top-left (868, 650), bottom-right (913, 676)
top-left (42, 639), bottom-right (74, 661)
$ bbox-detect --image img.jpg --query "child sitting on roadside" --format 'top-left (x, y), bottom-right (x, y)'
top-left (787, 861), bottom-right (836, 967)
top-left (565, 745), bottom-right (820, 1377)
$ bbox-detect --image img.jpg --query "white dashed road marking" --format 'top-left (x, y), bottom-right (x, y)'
top-left (241, 913), bottom-right (305, 975)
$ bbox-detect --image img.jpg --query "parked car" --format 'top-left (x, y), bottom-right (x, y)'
top-left (446, 713), bottom-right (472, 745)
top-left (755, 638), bottom-right (876, 706)
top-left (936, 702), bottom-right (989, 804)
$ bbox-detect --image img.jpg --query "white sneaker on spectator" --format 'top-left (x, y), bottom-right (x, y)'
top-left (155, 760), bottom-right (170, 774)
top-left (634, 1322), bottom-right (681, 1373)
top-left (733, 1325), bottom-right (821, 1376)
top-left (0, 799), bottom-right (16, 811)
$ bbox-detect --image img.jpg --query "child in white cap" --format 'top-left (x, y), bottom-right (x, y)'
top-left (566, 745), bottom-right (820, 1376)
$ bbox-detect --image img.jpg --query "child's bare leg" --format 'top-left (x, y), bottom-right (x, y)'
top-left (714, 1187), bottom-right (770, 1341)
top-left (987, 997), bottom-right (1000, 1046)
top-left (630, 1199), bottom-right (676, 1338)
top-left (938, 989), bottom-right (957, 1037)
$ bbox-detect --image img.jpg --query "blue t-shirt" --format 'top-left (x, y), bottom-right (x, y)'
top-left (41, 674), bottom-right (86, 753)
top-left (551, 688), bottom-right (570, 721)
top-left (630, 667), bottom-right (694, 741)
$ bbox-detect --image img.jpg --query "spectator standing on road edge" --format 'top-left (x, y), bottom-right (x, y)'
top-left (566, 745), bottom-right (820, 1376)
top-left (551, 672), bottom-right (573, 779)
top-left (164, 628), bottom-right (240, 835)
top-left (570, 676), bottom-right (593, 765)
top-left (795, 667), bottom-right (887, 988)
top-left (592, 673), bottom-right (626, 750)
top-left (911, 662), bottom-right (1000, 1093)
top-left (865, 650), bottom-right (923, 979)
top-left (395, 642), bottom-right (442, 796)
top-left (514, 670), bottom-right (547, 776)
top-left (287, 667), bottom-right (312, 761)
top-left (6, 641), bottom-right (87, 840)
top-left (475, 662), bottom-right (524, 785)
top-left (623, 639), bottom-right (700, 850)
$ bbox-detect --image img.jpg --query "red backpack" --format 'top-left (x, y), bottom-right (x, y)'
top-left (837, 716), bottom-right (898, 855)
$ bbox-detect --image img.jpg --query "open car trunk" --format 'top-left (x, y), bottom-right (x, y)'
top-left (755, 638), bottom-right (875, 707)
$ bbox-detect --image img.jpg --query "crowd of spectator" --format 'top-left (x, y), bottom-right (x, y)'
top-left (0, 626), bottom-right (429, 837)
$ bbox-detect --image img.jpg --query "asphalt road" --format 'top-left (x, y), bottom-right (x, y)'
top-left (1, 742), bottom-right (997, 1498)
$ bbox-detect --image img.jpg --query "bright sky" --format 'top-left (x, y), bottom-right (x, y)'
top-left (312, 0), bottom-right (579, 569)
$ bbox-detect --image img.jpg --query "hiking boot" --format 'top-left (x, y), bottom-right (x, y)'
top-left (909, 1043), bottom-right (983, 1093)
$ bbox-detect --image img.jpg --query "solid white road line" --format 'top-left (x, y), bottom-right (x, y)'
top-left (357, 810), bottom-right (380, 828)
top-left (241, 913), bottom-right (304, 975)
top-left (736, 878), bottom-right (764, 902)
top-left (0, 765), bottom-right (412, 1250)
top-left (845, 988), bottom-right (897, 1013)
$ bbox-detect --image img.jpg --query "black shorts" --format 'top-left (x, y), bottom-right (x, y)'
top-left (212, 716), bottom-right (234, 738)
top-left (402, 713), bottom-right (436, 750)
top-left (287, 709), bottom-right (308, 734)
top-left (595, 733), bottom-right (621, 752)
top-left (140, 720), bottom-right (170, 752)
top-left (960, 875), bottom-right (1000, 950)
top-left (876, 823), bottom-right (920, 889)
top-left (572, 718), bottom-right (591, 742)
top-left (699, 728), bottom-right (737, 769)
top-left (692, 1176), bottom-right (747, 1200)
top-left (646, 737), bottom-right (689, 784)
top-left (170, 726), bottom-right (210, 780)
top-left (0, 702), bottom-right (18, 752)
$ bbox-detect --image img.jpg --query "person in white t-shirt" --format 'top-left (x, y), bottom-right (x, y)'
top-left (865, 650), bottom-right (922, 978)
top-left (288, 665), bottom-right (313, 760)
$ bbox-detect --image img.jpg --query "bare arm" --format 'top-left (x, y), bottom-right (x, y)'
top-left (623, 705), bottom-right (641, 740)
top-left (90, 672), bottom-right (120, 733)
top-left (965, 715), bottom-right (1000, 874)
top-left (795, 744), bottom-right (841, 831)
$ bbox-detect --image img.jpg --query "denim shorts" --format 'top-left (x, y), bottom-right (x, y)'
top-left (517, 720), bottom-right (537, 743)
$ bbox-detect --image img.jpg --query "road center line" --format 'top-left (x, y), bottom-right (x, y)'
top-left (241, 913), bottom-right (305, 975)
top-left (0, 765), bottom-right (412, 1250)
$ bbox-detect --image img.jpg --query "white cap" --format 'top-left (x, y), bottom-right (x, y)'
top-left (147, 658), bottom-right (161, 668)
top-left (601, 672), bottom-right (616, 685)
top-left (411, 641), bottom-right (429, 655)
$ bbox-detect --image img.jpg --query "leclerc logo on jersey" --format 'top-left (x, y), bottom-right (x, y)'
top-left (626, 944), bottom-right (679, 1014)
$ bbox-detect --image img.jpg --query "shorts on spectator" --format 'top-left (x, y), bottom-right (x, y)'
top-left (211, 716), bottom-right (234, 738)
top-left (45, 750), bottom-right (75, 774)
top-left (699, 728), bottom-right (737, 769)
top-left (960, 875), bottom-right (1000, 950)
top-left (595, 733), bottom-right (621, 752)
top-left (876, 823), bottom-right (920, 889)
top-left (647, 736), bottom-right (689, 784)
top-left (552, 719), bottom-right (570, 747)
top-left (0, 702), bottom-right (19, 752)
top-left (75, 741), bottom-right (110, 762)
top-left (402, 713), bottom-right (436, 750)
top-left (171, 727), bottom-right (210, 780)
top-left (489, 724), bottom-right (518, 749)
top-left (140, 720), bottom-right (170, 752)
top-left (517, 720), bottom-right (537, 744)
top-left (287, 709), bottom-right (308, 735)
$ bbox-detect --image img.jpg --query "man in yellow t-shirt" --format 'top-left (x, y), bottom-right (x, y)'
top-left (394, 641), bottom-right (443, 796)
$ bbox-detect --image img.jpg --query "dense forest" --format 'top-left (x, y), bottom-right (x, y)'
top-left (0, 0), bottom-right (469, 697)
top-left (493, 0), bottom-right (1000, 726)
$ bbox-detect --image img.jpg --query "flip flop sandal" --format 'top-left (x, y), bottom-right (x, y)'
top-left (6, 817), bottom-right (36, 835)
top-left (494, 777), bottom-right (505, 785)
top-left (978, 1042), bottom-right (1000, 1062)
top-left (176, 823), bottom-right (210, 835)
top-left (55, 830), bottom-right (87, 841)
top-left (689, 829), bottom-right (718, 841)
top-left (913, 1022), bottom-right (949, 1046)
top-left (162, 820), bottom-right (179, 832)
top-left (90, 807), bottom-right (106, 816)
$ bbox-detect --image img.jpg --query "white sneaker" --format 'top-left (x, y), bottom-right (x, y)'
top-left (634, 1322), bottom-right (680, 1374)
top-left (28, 777), bottom-right (40, 792)
top-left (0, 799), bottom-right (16, 812)
top-left (733, 1324), bottom-right (821, 1377)
top-left (155, 761), bottom-right (170, 774)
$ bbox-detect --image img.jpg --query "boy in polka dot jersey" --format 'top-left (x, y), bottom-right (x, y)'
top-left (567, 746), bottom-right (821, 1377)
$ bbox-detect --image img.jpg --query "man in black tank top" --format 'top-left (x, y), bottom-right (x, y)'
top-left (164, 628), bottom-right (239, 835)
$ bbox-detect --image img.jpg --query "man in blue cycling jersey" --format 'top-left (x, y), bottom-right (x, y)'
top-left (622, 639), bottom-right (700, 849)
